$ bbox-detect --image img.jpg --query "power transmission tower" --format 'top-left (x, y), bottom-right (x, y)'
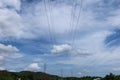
top-left (44, 63), bottom-right (47, 73)
top-left (60, 69), bottom-right (64, 80)
top-left (43, 63), bottom-right (47, 80)
top-left (71, 70), bottom-right (73, 80)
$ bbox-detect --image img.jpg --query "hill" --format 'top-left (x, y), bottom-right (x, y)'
top-left (0, 70), bottom-right (120, 80)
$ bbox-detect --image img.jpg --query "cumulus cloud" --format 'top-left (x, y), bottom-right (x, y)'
top-left (0, 43), bottom-right (23, 65)
top-left (0, 8), bottom-right (39, 39)
top-left (25, 63), bottom-right (40, 71)
top-left (0, 0), bottom-right (33, 40)
top-left (0, 43), bottom-right (23, 71)
top-left (0, 43), bottom-right (18, 52)
top-left (0, 9), bottom-right (23, 39)
top-left (0, 43), bottom-right (19, 57)
top-left (0, 0), bottom-right (21, 10)
top-left (0, 0), bottom-right (42, 40)
top-left (51, 44), bottom-right (91, 56)
top-left (20, 0), bottom-right (103, 39)
top-left (0, 0), bottom-right (119, 40)
top-left (51, 44), bottom-right (72, 54)
top-left (56, 31), bottom-right (117, 66)
top-left (0, 0), bottom-right (26, 39)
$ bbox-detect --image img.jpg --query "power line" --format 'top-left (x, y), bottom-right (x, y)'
top-left (69, 0), bottom-right (77, 43)
top-left (71, 0), bottom-right (83, 46)
top-left (43, 0), bottom-right (55, 45)
top-left (48, 0), bottom-right (57, 44)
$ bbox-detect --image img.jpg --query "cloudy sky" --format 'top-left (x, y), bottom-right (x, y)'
top-left (0, 0), bottom-right (120, 77)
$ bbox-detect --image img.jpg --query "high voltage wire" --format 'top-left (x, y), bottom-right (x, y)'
top-left (68, 0), bottom-right (85, 55)
top-left (67, 0), bottom-right (83, 46)
top-left (43, 0), bottom-right (56, 45)
top-left (69, 0), bottom-right (98, 70)
top-left (48, 0), bottom-right (57, 44)
top-left (71, 0), bottom-right (83, 46)
top-left (44, 0), bottom-right (83, 46)
top-left (68, 0), bottom-right (101, 71)
top-left (68, 0), bottom-right (77, 44)
top-left (43, 0), bottom-right (85, 75)
top-left (43, 0), bottom-right (53, 44)
top-left (68, 0), bottom-right (104, 73)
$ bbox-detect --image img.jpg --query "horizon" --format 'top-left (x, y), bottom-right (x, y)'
top-left (0, 70), bottom-right (115, 78)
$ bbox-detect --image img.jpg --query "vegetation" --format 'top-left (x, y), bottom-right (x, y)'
top-left (0, 70), bottom-right (120, 80)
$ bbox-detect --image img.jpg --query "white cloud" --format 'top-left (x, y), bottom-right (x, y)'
top-left (113, 67), bottom-right (120, 71)
top-left (0, 56), bottom-right (4, 61)
top-left (0, 0), bottom-right (119, 40)
top-left (51, 44), bottom-right (91, 57)
top-left (17, 0), bottom-right (120, 42)
top-left (10, 53), bottom-right (23, 59)
top-left (0, 43), bottom-right (19, 57)
top-left (0, 43), bottom-right (23, 65)
top-left (25, 63), bottom-right (40, 71)
top-left (0, 7), bottom-right (42, 39)
top-left (0, 0), bottom-right (40, 40)
top-left (51, 44), bottom-right (72, 54)
top-left (0, 43), bottom-right (23, 70)
top-left (0, 8), bottom-right (25, 39)
top-left (107, 9), bottom-right (120, 27)
top-left (57, 31), bottom-right (116, 66)
top-left (0, 67), bottom-right (5, 70)
top-left (0, 0), bottom-right (21, 10)
top-left (0, 43), bottom-right (18, 52)
top-left (78, 72), bottom-right (82, 75)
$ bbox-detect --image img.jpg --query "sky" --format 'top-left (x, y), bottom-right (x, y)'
top-left (0, 0), bottom-right (120, 77)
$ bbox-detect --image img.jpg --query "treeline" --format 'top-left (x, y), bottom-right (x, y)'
top-left (0, 70), bottom-right (120, 80)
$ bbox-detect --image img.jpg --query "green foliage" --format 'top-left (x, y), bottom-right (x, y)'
top-left (0, 70), bottom-right (60, 80)
top-left (0, 70), bottom-right (120, 80)
top-left (102, 73), bottom-right (120, 80)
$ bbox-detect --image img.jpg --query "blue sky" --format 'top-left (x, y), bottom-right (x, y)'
top-left (0, 0), bottom-right (120, 77)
